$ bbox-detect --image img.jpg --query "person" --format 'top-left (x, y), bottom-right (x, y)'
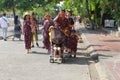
top-left (43, 13), bottom-right (54, 53)
top-left (66, 11), bottom-right (74, 30)
top-left (0, 13), bottom-right (9, 41)
top-left (12, 15), bottom-right (22, 41)
top-left (54, 10), bottom-right (70, 31)
top-left (22, 12), bottom-right (32, 53)
top-left (31, 12), bottom-right (39, 48)
top-left (42, 15), bottom-right (46, 26)
top-left (78, 15), bottom-right (82, 23)
top-left (53, 10), bottom-right (71, 49)
top-left (67, 30), bottom-right (79, 58)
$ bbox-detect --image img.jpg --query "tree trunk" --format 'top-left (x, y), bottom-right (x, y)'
top-left (12, 7), bottom-right (16, 24)
top-left (13, 7), bottom-right (16, 18)
top-left (86, 0), bottom-right (94, 30)
top-left (86, 0), bottom-right (91, 21)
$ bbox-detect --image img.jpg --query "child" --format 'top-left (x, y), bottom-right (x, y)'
top-left (48, 26), bottom-right (55, 54)
top-left (66, 30), bottom-right (79, 58)
top-left (49, 26), bottom-right (63, 61)
top-left (70, 30), bottom-right (79, 54)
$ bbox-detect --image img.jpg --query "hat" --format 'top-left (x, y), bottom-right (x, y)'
top-left (49, 26), bottom-right (55, 32)
top-left (23, 12), bottom-right (30, 17)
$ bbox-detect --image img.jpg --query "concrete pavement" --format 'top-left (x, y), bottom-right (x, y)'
top-left (77, 22), bottom-right (120, 80)
top-left (0, 26), bottom-right (98, 80)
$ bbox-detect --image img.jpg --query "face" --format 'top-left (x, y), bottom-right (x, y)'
top-left (32, 14), bottom-right (35, 18)
top-left (59, 11), bottom-right (65, 18)
top-left (46, 15), bottom-right (50, 20)
top-left (26, 15), bottom-right (30, 20)
top-left (66, 12), bottom-right (71, 18)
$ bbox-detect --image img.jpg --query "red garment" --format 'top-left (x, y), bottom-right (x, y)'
top-left (23, 21), bottom-right (32, 49)
top-left (43, 20), bottom-right (51, 50)
top-left (55, 17), bottom-right (69, 31)
top-left (67, 35), bottom-right (78, 52)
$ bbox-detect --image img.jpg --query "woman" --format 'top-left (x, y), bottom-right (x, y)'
top-left (54, 10), bottom-right (70, 31)
top-left (43, 13), bottom-right (53, 52)
top-left (31, 12), bottom-right (39, 48)
top-left (22, 13), bottom-right (32, 53)
top-left (66, 11), bottom-right (74, 30)
top-left (12, 15), bottom-right (21, 41)
top-left (54, 10), bottom-right (71, 48)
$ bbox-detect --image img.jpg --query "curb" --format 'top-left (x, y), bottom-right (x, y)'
top-left (75, 22), bottom-right (114, 80)
top-left (81, 31), bottom-right (110, 80)
top-left (95, 61), bottom-right (110, 80)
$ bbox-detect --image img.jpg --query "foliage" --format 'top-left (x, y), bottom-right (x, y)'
top-left (0, 0), bottom-right (120, 28)
top-left (61, 0), bottom-right (120, 28)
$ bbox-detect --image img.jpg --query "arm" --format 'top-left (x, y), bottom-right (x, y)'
top-left (53, 12), bottom-right (60, 22)
top-left (22, 22), bottom-right (24, 34)
top-left (53, 15), bottom-right (59, 22)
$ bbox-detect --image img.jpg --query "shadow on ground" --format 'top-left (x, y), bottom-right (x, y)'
top-left (31, 51), bottom-right (49, 55)
top-left (31, 51), bottom-right (88, 65)
top-left (63, 56), bottom-right (88, 65)
top-left (103, 40), bottom-right (120, 42)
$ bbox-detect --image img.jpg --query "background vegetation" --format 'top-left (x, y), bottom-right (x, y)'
top-left (0, 0), bottom-right (120, 28)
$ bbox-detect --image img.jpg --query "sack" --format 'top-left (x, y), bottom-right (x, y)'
top-left (51, 28), bottom-right (66, 44)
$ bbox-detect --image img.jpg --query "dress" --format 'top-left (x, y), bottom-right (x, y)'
top-left (14, 20), bottom-right (21, 38)
top-left (43, 20), bottom-right (53, 49)
top-left (54, 17), bottom-right (69, 30)
top-left (54, 17), bottom-right (70, 47)
top-left (67, 34), bottom-right (78, 52)
top-left (23, 21), bottom-right (32, 49)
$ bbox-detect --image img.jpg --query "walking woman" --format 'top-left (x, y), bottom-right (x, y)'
top-left (12, 15), bottom-right (22, 41)
top-left (31, 12), bottom-right (39, 48)
top-left (43, 13), bottom-right (53, 52)
top-left (22, 13), bottom-right (32, 53)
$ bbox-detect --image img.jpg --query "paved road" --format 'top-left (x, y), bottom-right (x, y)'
top-left (0, 25), bottom-right (98, 80)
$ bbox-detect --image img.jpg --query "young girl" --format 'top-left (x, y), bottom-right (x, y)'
top-left (66, 30), bottom-right (79, 58)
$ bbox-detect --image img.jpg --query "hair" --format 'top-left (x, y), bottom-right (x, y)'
top-left (45, 13), bottom-right (51, 17)
top-left (24, 15), bottom-right (30, 20)
top-left (32, 12), bottom-right (35, 15)
top-left (14, 15), bottom-right (18, 24)
top-left (61, 9), bottom-right (66, 13)
top-left (68, 11), bottom-right (72, 15)
top-left (3, 13), bottom-right (6, 16)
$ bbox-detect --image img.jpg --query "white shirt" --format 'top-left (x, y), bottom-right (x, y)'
top-left (0, 16), bottom-right (9, 28)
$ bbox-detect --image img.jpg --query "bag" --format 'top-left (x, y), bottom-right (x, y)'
top-left (51, 28), bottom-right (66, 44)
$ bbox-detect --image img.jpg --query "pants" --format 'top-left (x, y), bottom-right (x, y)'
top-left (2, 27), bottom-right (8, 39)
top-left (32, 32), bottom-right (38, 42)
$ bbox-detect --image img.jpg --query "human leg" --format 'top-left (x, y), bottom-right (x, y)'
top-left (35, 32), bottom-right (39, 47)
top-left (31, 32), bottom-right (34, 47)
top-left (2, 27), bottom-right (7, 40)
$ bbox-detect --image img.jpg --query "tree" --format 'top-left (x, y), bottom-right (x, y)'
top-left (0, 0), bottom-right (36, 16)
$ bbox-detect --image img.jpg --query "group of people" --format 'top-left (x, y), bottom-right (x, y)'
top-left (42, 10), bottom-right (79, 57)
top-left (0, 10), bottom-right (79, 55)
